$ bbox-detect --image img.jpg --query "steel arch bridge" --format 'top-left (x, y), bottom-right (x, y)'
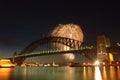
top-left (9, 36), bottom-right (120, 65)
top-left (12, 36), bottom-right (84, 65)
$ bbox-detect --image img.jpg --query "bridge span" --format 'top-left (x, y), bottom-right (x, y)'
top-left (7, 36), bottom-right (93, 65)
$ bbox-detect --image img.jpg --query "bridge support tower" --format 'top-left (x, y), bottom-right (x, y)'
top-left (96, 35), bottom-right (111, 63)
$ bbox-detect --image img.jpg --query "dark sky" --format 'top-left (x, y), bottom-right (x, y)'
top-left (0, 1), bottom-right (120, 57)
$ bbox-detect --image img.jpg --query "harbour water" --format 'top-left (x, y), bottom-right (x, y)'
top-left (0, 66), bottom-right (120, 80)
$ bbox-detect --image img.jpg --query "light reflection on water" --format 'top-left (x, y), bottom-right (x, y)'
top-left (94, 66), bottom-right (102, 80)
top-left (117, 66), bottom-right (120, 80)
top-left (0, 68), bottom-right (14, 80)
top-left (83, 67), bottom-right (87, 80)
top-left (0, 66), bottom-right (120, 80)
top-left (102, 66), bottom-right (108, 80)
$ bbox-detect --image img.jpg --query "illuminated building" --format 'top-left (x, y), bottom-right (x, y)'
top-left (0, 59), bottom-right (15, 68)
top-left (109, 53), bottom-right (114, 63)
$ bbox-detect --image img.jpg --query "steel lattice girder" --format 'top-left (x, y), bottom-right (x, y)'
top-left (20, 36), bottom-right (82, 55)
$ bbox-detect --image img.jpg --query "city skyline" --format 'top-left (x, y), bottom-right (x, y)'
top-left (0, 1), bottom-right (120, 57)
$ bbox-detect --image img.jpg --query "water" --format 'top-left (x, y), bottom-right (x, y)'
top-left (0, 66), bottom-right (120, 80)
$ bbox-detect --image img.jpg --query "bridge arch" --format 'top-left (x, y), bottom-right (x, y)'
top-left (19, 36), bottom-right (83, 55)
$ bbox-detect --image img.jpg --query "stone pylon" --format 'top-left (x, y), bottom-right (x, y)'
top-left (96, 35), bottom-right (110, 62)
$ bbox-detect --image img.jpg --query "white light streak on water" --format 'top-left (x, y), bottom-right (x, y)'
top-left (94, 66), bottom-right (102, 80)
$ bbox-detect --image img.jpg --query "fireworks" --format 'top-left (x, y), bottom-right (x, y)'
top-left (50, 24), bottom-right (84, 62)
top-left (50, 24), bottom-right (84, 41)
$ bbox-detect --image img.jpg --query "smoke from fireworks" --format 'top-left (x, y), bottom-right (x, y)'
top-left (50, 24), bottom-right (84, 62)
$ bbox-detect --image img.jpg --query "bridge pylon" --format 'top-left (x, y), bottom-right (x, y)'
top-left (96, 35), bottom-right (110, 62)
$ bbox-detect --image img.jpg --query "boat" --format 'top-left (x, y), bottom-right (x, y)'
top-left (0, 59), bottom-right (16, 68)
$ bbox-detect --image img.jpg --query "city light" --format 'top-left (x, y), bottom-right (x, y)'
top-left (0, 59), bottom-right (10, 61)
top-left (94, 60), bottom-right (100, 66)
top-left (109, 53), bottom-right (114, 62)
top-left (0, 59), bottom-right (15, 68)
top-left (1, 64), bottom-right (11, 67)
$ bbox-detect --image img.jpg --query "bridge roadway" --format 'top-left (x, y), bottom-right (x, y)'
top-left (15, 46), bottom-right (120, 59)
top-left (15, 48), bottom-right (94, 59)
top-left (7, 47), bottom-right (96, 65)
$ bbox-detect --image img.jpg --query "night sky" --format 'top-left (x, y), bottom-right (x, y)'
top-left (0, 1), bottom-right (120, 57)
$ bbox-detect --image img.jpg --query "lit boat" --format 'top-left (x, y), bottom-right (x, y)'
top-left (0, 59), bottom-right (16, 68)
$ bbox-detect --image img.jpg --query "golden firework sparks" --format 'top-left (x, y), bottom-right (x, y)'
top-left (50, 23), bottom-right (84, 62)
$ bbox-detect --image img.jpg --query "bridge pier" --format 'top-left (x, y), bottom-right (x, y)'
top-left (96, 35), bottom-right (110, 62)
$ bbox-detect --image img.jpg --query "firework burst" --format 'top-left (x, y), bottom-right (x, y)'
top-left (50, 24), bottom-right (84, 62)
